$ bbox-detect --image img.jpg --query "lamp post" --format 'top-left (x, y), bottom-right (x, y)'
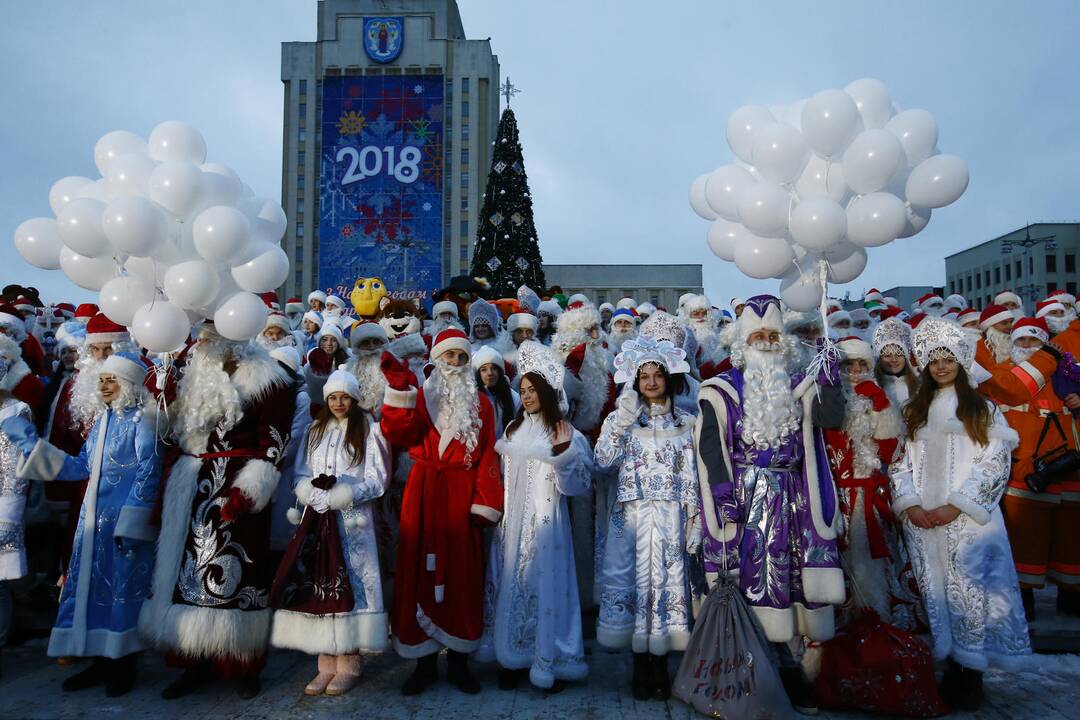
top-left (1000, 224), bottom-right (1056, 310)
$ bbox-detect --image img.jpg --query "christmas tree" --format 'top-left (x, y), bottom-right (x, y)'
top-left (471, 105), bottom-right (545, 297)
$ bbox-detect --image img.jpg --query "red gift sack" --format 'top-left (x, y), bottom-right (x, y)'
top-left (814, 611), bottom-right (948, 717)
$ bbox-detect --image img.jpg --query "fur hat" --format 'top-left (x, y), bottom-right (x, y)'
top-left (882, 296), bottom-right (899, 307)
top-left (836, 336), bottom-right (873, 364)
top-left (849, 308), bottom-right (871, 325)
top-left (308, 290), bottom-right (327, 305)
top-left (1011, 317), bottom-right (1049, 344)
top-left (636, 302), bottom-right (657, 317)
top-left (1047, 289), bottom-right (1077, 308)
top-left (943, 293), bottom-right (967, 311)
top-left (554, 303), bottom-right (601, 345)
top-left (471, 344), bottom-right (503, 371)
top-left (912, 317), bottom-right (975, 372)
top-left (100, 351), bottom-right (148, 388)
top-left (270, 346), bottom-right (302, 373)
top-left (538, 300), bottom-right (563, 318)
top-left (302, 310), bottom-right (323, 328)
top-left (55, 320), bottom-right (86, 350)
top-left (431, 328), bottom-right (470, 359)
top-left (872, 317), bottom-right (912, 357)
top-left (285, 297), bottom-right (305, 314)
top-left (957, 308), bottom-right (980, 327)
top-left (616, 297), bottom-right (637, 310)
top-left (1036, 299), bottom-right (1066, 319)
top-left (599, 302), bottom-right (615, 314)
top-left (85, 313), bottom-right (129, 345)
top-left (567, 293), bottom-right (590, 309)
top-left (388, 331), bottom-right (427, 359)
top-left (994, 290), bottom-right (1022, 308)
top-left (863, 288), bottom-right (884, 304)
top-left (979, 304), bottom-right (1013, 329)
top-left (350, 321), bottom-right (388, 349)
top-left (74, 303), bottom-right (99, 321)
top-left (507, 312), bottom-right (538, 333)
top-left (317, 323), bottom-right (345, 347)
top-left (611, 307), bottom-right (637, 325)
top-left (55, 302), bottom-right (76, 319)
top-left (0, 303), bottom-right (24, 335)
top-left (827, 310), bottom-right (852, 327)
top-left (325, 295), bottom-right (345, 310)
top-left (784, 310), bottom-right (822, 333)
top-left (432, 300), bottom-right (458, 318)
top-left (323, 368), bottom-right (360, 401)
top-left (263, 312), bottom-right (291, 333)
top-left (736, 295), bottom-right (784, 339)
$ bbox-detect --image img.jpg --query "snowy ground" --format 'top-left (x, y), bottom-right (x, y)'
top-left (2, 638), bottom-right (1079, 720)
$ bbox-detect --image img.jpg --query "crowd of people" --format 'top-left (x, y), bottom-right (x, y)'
top-left (1, 278), bottom-right (1079, 715)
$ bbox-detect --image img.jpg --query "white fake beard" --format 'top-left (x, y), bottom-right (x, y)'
top-left (69, 355), bottom-right (107, 428)
top-left (689, 320), bottom-right (723, 361)
top-left (841, 371), bottom-right (879, 478)
top-left (173, 341), bottom-right (242, 445)
top-left (428, 359), bottom-right (480, 458)
top-left (1010, 345), bottom-right (1040, 365)
top-left (430, 317), bottom-right (463, 336)
top-left (962, 327), bottom-right (983, 344)
top-left (1011, 307), bottom-right (1024, 321)
top-left (256, 334), bottom-right (295, 351)
top-left (985, 328), bottom-right (1013, 364)
top-left (607, 327), bottom-right (637, 353)
top-left (739, 343), bottom-right (802, 450)
top-left (1046, 313), bottom-right (1073, 335)
top-left (789, 340), bottom-right (818, 374)
top-left (572, 345), bottom-right (611, 431)
top-left (347, 352), bottom-right (388, 413)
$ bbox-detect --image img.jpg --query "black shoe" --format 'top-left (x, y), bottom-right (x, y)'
top-left (105, 655), bottom-right (137, 697)
top-left (161, 663), bottom-right (214, 700)
top-left (446, 650), bottom-right (480, 695)
top-left (939, 660), bottom-right (961, 707)
top-left (1022, 587), bottom-right (1036, 621)
top-left (401, 654), bottom-right (438, 696)
top-left (545, 680), bottom-right (567, 695)
top-left (650, 654), bottom-right (670, 701)
top-left (497, 668), bottom-right (524, 690)
top-left (62, 658), bottom-right (110, 692)
top-left (236, 675), bottom-right (261, 699)
top-left (1057, 588), bottom-right (1080, 617)
top-left (631, 652), bottom-right (652, 701)
top-left (952, 665), bottom-right (984, 711)
top-left (779, 666), bottom-right (818, 716)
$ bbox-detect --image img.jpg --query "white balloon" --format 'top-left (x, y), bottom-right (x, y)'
top-left (886, 109), bottom-right (938, 167)
top-left (845, 192), bottom-right (906, 247)
top-left (131, 300), bottom-right (192, 352)
top-left (200, 272), bottom-right (241, 317)
top-left (163, 259), bottom-right (222, 310)
top-left (93, 130), bottom-right (148, 176)
top-left (13, 218), bottom-right (64, 270)
top-left (898, 203), bottom-right (932, 239)
top-left (824, 242), bottom-right (868, 284)
top-left (102, 196), bottom-right (167, 257)
top-left (231, 245), bottom-right (290, 293)
top-left (193, 206), bottom-right (252, 263)
top-left (790, 198), bottom-right (847, 251)
top-left (800, 89), bottom-right (861, 159)
top-left (842, 129), bottom-right (905, 194)
top-left (736, 183), bottom-right (791, 238)
top-left (199, 163), bottom-right (243, 208)
top-left (99, 275), bottom-right (156, 326)
top-left (149, 161), bottom-right (205, 218)
top-left (75, 178), bottom-right (110, 202)
top-left (905, 154), bottom-right (969, 208)
top-left (706, 218), bottom-right (746, 261)
top-left (726, 105), bottom-right (775, 164)
top-left (689, 174), bottom-right (719, 221)
top-left (779, 264), bottom-right (825, 311)
top-left (779, 99), bottom-right (807, 131)
top-left (59, 246), bottom-right (117, 291)
top-left (704, 165), bottom-right (755, 221)
top-left (124, 256), bottom-right (168, 288)
top-left (751, 123), bottom-right (810, 184)
top-left (104, 153), bottom-right (157, 199)
top-left (734, 234), bottom-right (794, 280)
top-left (57, 197), bottom-right (110, 257)
top-left (214, 292), bottom-right (269, 341)
top-left (239, 197), bottom-right (288, 245)
top-left (844, 78), bottom-right (893, 130)
top-left (49, 176), bottom-right (93, 216)
top-left (148, 121), bottom-right (207, 164)
top-left (794, 155), bottom-right (848, 203)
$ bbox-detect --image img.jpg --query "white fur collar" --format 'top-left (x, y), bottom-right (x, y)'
top-left (0, 359), bottom-right (31, 393)
top-left (495, 414), bottom-right (553, 462)
top-left (230, 348), bottom-right (289, 404)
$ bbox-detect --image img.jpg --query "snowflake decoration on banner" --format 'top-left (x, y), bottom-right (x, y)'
top-left (511, 212), bottom-right (523, 225)
top-left (516, 257), bottom-right (530, 270)
top-left (413, 84), bottom-right (424, 95)
top-left (422, 201), bottom-right (432, 212)
top-left (337, 111), bottom-right (366, 136)
top-left (407, 118), bottom-right (433, 145)
top-left (489, 212), bottom-right (504, 226)
top-left (494, 161), bottom-right (507, 174)
top-left (486, 257), bottom-right (502, 271)
top-left (362, 113), bottom-right (402, 146)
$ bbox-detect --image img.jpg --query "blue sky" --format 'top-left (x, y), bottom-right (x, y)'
top-left (3, 0), bottom-right (1079, 306)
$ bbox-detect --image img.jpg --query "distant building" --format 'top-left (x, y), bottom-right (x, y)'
top-left (945, 223), bottom-right (1080, 311)
top-left (281, 0), bottom-right (500, 304)
top-left (542, 264), bottom-right (703, 310)
top-left (842, 285), bottom-right (942, 312)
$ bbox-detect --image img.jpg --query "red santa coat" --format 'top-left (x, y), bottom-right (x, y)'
top-left (380, 381), bottom-right (502, 657)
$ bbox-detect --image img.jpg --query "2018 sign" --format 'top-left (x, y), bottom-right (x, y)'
top-left (335, 145), bottom-right (422, 185)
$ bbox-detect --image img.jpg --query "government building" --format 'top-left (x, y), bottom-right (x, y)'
top-left (543, 264), bottom-right (704, 311)
top-left (281, 0), bottom-right (499, 303)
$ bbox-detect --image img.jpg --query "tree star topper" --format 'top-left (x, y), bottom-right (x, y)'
top-left (501, 77), bottom-right (520, 107)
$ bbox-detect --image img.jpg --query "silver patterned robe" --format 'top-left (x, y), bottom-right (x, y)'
top-left (889, 386), bottom-right (1031, 669)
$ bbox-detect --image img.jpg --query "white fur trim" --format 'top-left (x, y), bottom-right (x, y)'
top-left (328, 482), bottom-right (354, 510)
top-left (16, 439), bottom-right (67, 481)
top-left (799, 387), bottom-right (839, 540)
top-left (947, 491), bottom-right (991, 526)
top-left (795, 602), bottom-right (836, 642)
top-left (114, 505), bottom-right (155, 542)
top-left (271, 608), bottom-right (389, 655)
top-left (596, 624), bottom-right (632, 650)
top-left (406, 603), bottom-right (480, 655)
top-left (801, 566), bottom-right (846, 605)
top-left (295, 478), bottom-right (314, 506)
top-left (0, 358), bottom-right (30, 394)
top-left (231, 458), bottom-right (280, 513)
top-left (383, 386), bottom-right (416, 409)
top-left (286, 506), bottom-right (302, 525)
top-left (469, 503), bottom-right (501, 524)
top-left (694, 381), bottom-right (739, 543)
top-left (892, 493), bottom-right (922, 516)
top-left (871, 405), bottom-right (902, 440)
top-left (48, 627), bottom-right (146, 659)
top-left (630, 631), bottom-right (690, 655)
top-left (432, 300), bottom-right (458, 318)
top-left (230, 350), bottom-right (290, 405)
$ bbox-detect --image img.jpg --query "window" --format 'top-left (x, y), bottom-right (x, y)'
top-left (462, 125), bottom-right (470, 139)
top-left (1016, 260), bottom-right (1022, 278)
top-left (298, 151), bottom-right (305, 166)
top-left (295, 270), bottom-right (302, 286)
top-left (965, 275), bottom-right (972, 292)
top-left (299, 79), bottom-right (307, 96)
top-left (1005, 263), bottom-right (1011, 281)
top-left (1068, 281), bottom-right (1077, 296)
top-left (1029, 256), bottom-right (1034, 274)
top-left (294, 246), bottom-right (303, 261)
top-left (460, 221), bottom-right (469, 237)
top-left (461, 77), bottom-right (469, 92)
top-left (1048, 281), bottom-right (1058, 292)
top-left (1047, 254), bottom-right (1057, 272)
top-left (949, 279), bottom-right (955, 294)
top-left (296, 222), bottom-right (304, 237)
top-left (298, 129), bottom-right (306, 142)
top-left (984, 270), bottom-right (990, 286)
top-left (299, 103), bottom-right (306, 117)
top-left (461, 101), bottom-right (469, 117)
top-left (1067, 254), bottom-right (1077, 273)
top-left (461, 197), bottom-right (469, 210)
top-left (994, 267), bottom-right (1001, 284)
top-left (298, 176), bottom-right (305, 189)
top-left (650, 292), bottom-right (660, 306)
top-left (460, 245), bottom-right (469, 262)
top-left (461, 149), bottom-right (469, 164)
top-left (461, 172), bottom-right (469, 188)
top-left (975, 272), bottom-right (981, 289)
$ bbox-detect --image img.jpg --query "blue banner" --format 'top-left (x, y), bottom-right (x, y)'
top-left (318, 75), bottom-right (444, 307)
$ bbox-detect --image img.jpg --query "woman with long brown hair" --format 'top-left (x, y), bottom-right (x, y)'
top-left (889, 318), bottom-right (1030, 711)
top-left (477, 341), bottom-right (592, 693)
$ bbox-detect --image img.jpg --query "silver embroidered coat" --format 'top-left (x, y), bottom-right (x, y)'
top-left (594, 401), bottom-right (701, 654)
top-left (889, 386), bottom-right (1031, 669)
top-left (0, 398), bottom-right (31, 580)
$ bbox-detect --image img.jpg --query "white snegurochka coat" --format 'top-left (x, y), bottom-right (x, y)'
top-left (889, 385), bottom-right (1031, 670)
top-left (478, 414), bottom-right (593, 689)
top-left (270, 416), bottom-right (391, 655)
top-left (0, 398), bottom-right (31, 581)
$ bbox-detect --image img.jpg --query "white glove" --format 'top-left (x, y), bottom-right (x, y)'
top-left (614, 388), bottom-right (640, 428)
top-left (308, 488), bottom-right (330, 514)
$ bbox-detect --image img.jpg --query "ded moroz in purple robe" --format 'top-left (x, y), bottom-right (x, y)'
top-left (694, 366), bottom-right (846, 643)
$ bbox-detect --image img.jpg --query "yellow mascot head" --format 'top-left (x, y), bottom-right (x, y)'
top-left (350, 277), bottom-right (388, 319)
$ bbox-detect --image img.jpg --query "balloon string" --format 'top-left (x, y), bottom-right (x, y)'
top-left (804, 258), bottom-right (840, 401)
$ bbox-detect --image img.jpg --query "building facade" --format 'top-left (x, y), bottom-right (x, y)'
top-left (281, 0), bottom-right (499, 304)
top-left (841, 285), bottom-right (942, 312)
top-left (542, 264), bottom-right (704, 311)
top-left (945, 223), bottom-right (1080, 311)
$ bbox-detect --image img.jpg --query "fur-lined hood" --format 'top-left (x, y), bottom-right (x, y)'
top-left (228, 346), bottom-right (291, 405)
top-left (0, 334), bottom-right (31, 394)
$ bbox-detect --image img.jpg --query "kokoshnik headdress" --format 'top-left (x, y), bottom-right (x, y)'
top-left (613, 335), bottom-right (691, 385)
top-left (912, 316), bottom-right (975, 372)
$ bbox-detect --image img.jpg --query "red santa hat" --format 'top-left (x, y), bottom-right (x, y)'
top-left (84, 313), bottom-right (129, 345)
top-left (979, 304), bottom-right (1013, 329)
top-left (258, 292), bottom-right (280, 311)
top-left (879, 306), bottom-right (905, 322)
top-left (957, 308), bottom-right (980, 327)
top-left (1036, 299), bottom-right (1066, 318)
top-left (917, 293), bottom-right (943, 309)
top-left (431, 328), bottom-right (470, 359)
top-left (882, 296), bottom-right (899, 307)
top-left (943, 307), bottom-right (960, 319)
top-left (863, 288), bottom-right (884, 304)
top-left (826, 299), bottom-right (843, 314)
top-left (55, 302), bottom-right (76, 319)
top-left (905, 312), bottom-right (928, 329)
top-left (285, 297), bottom-right (305, 314)
top-left (836, 335), bottom-right (873, 364)
top-left (13, 296), bottom-right (36, 315)
top-left (263, 312), bottom-right (291, 333)
top-left (1011, 317), bottom-right (1049, 344)
top-left (308, 290), bottom-right (327, 305)
top-left (74, 303), bottom-right (99, 322)
top-left (995, 290), bottom-right (1022, 308)
top-left (1047, 289), bottom-right (1077, 308)
top-left (0, 303), bottom-right (24, 333)
top-left (349, 320), bottom-right (388, 349)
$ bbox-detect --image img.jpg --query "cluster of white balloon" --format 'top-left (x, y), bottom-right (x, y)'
top-left (13, 121), bottom-right (289, 351)
top-left (690, 78), bottom-right (969, 311)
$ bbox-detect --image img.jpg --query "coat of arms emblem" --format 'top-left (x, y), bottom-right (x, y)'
top-left (364, 17), bottom-right (403, 64)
